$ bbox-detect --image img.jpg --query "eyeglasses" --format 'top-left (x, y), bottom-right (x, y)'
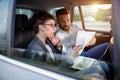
top-left (43, 23), bottom-right (56, 27)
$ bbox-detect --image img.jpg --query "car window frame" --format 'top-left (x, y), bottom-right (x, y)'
top-left (0, 0), bottom-right (16, 57)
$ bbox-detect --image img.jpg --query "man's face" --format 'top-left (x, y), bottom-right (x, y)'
top-left (57, 14), bottom-right (71, 32)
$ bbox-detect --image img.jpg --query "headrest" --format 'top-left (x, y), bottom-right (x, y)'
top-left (15, 14), bottom-right (32, 30)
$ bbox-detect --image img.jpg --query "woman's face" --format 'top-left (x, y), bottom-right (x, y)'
top-left (42, 19), bottom-right (56, 39)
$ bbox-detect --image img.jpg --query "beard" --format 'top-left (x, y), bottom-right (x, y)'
top-left (61, 25), bottom-right (70, 32)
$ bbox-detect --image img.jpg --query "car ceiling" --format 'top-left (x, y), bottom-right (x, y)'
top-left (16, 0), bottom-right (66, 10)
top-left (16, 0), bottom-right (110, 11)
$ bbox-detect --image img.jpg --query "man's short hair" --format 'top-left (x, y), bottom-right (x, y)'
top-left (56, 8), bottom-right (69, 18)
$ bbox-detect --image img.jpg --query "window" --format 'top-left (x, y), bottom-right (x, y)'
top-left (49, 7), bottom-right (64, 18)
top-left (72, 6), bottom-right (82, 29)
top-left (0, 0), bottom-right (116, 80)
top-left (73, 4), bottom-right (112, 32)
top-left (16, 8), bottom-right (34, 19)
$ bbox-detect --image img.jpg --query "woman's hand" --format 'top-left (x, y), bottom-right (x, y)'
top-left (51, 36), bottom-right (62, 47)
top-left (69, 45), bottom-right (82, 57)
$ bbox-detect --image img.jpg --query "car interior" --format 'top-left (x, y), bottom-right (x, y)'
top-left (2, 0), bottom-right (120, 80)
top-left (13, 0), bottom-right (113, 79)
top-left (14, 14), bottom-right (35, 48)
top-left (14, 1), bottom-right (112, 47)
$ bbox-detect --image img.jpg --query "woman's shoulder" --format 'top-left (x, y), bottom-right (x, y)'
top-left (27, 36), bottom-right (45, 51)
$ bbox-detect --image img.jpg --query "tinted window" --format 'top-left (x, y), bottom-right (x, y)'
top-left (16, 8), bottom-right (34, 19)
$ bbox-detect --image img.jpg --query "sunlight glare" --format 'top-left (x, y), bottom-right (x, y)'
top-left (92, 4), bottom-right (99, 12)
top-left (92, 4), bottom-right (112, 12)
top-left (99, 4), bottom-right (112, 10)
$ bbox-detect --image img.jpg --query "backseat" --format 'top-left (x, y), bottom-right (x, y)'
top-left (14, 14), bottom-right (35, 48)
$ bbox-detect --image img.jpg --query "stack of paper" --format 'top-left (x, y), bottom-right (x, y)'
top-left (76, 31), bottom-right (96, 55)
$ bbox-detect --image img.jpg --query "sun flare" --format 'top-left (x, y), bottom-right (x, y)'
top-left (92, 4), bottom-right (112, 12)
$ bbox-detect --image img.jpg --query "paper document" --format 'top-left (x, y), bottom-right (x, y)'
top-left (76, 31), bottom-right (95, 55)
top-left (71, 56), bottom-right (97, 70)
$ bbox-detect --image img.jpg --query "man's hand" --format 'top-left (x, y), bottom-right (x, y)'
top-left (86, 36), bottom-right (96, 47)
top-left (110, 37), bottom-right (114, 44)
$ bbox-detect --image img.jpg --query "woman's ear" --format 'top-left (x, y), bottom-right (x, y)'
top-left (38, 24), bottom-right (43, 31)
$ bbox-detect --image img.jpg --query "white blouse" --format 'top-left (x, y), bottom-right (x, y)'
top-left (45, 44), bottom-right (55, 61)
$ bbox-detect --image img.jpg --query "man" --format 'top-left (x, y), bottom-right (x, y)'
top-left (55, 8), bottom-right (109, 60)
top-left (55, 8), bottom-right (96, 47)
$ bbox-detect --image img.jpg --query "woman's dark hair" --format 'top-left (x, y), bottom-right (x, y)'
top-left (34, 10), bottom-right (55, 34)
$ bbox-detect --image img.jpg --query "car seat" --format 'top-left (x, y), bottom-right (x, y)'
top-left (14, 14), bottom-right (35, 48)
